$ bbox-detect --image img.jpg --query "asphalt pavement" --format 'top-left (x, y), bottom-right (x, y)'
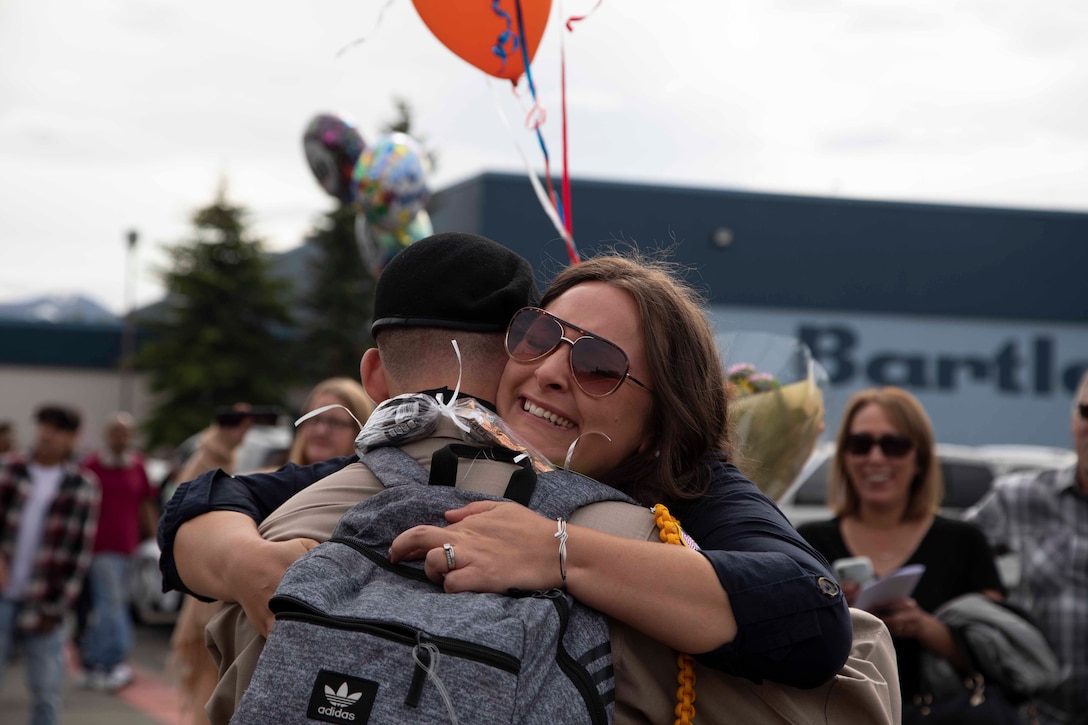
top-left (0, 622), bottom-right (184, 725)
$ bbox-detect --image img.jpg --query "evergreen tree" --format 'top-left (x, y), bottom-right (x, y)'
top-left (295, 204), bottom-right (375, 380)
top-left (135, 182), bottom-right (297, 449)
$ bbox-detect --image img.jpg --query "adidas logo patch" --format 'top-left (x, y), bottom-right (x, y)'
top-left (325, 682), bottom-right (362, 708)
top-left (307, 669), bottom-right (378, 724)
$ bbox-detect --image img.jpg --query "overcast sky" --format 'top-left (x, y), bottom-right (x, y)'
top-left (2, 0), bottom-right (1086, 314)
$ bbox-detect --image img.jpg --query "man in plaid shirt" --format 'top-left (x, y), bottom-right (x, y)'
top-left (0, 404), bottom-right (100, 725)
top-left (966, 370), bottom-right (1088, 725)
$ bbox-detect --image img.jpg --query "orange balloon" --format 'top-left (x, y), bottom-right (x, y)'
top-left (412, 0), bottom-right (552, 81)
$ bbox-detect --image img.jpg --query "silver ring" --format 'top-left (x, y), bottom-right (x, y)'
top-left (443, 543), bottom-right (456, 572)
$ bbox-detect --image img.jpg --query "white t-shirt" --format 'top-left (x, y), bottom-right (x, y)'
top-left (3, 462), bottom-right (65, 600)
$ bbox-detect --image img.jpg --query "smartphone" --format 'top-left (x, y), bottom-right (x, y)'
top-left (832, 556), bottom-right (874, 586)
top-left (214, 405), bottom-right (282, 427)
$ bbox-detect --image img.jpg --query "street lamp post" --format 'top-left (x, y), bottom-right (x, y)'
top-left (120, 229), bottom-right (139, 413)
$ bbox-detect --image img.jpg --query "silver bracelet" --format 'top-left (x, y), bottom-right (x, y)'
top-left (554, 517), bottom-right (568, 588)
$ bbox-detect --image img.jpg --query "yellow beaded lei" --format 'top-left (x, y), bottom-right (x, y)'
top-left (653, 504), bottom-right (697, 725)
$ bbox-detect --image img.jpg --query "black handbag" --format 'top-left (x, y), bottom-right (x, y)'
top-left (904, 625), bottom-right (1024, 725)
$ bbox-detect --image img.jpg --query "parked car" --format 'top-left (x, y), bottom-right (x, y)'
top-left (128, 538), bottom-right (184, 625)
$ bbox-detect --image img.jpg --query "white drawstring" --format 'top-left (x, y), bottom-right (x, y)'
top-left (433, 340), bottom-right (472, 435)
top-left (294, 403), bottom-right (365, 431)
top-left (563, 431), bottom-right (611, 471)
top-left (412, 641), bottom-right (459, 724)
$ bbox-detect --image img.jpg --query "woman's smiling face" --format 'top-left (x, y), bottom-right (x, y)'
top-left (844, 402), bottom-right (920, 512)
top-left (496, 282), bottom-right (655, 479)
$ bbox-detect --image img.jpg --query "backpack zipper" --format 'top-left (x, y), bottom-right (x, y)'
top-left (527, 589), bottom-right (609, 725)
top-left (404, 638), bottom-right (431, 708)
top-left (329, 536), bottom-right (433, 582)
top-left (271, 596), bottom-right (521, 675)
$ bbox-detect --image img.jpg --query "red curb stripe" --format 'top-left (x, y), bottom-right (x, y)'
top-left (64, 643), bottom-right (184, 725)
top-left (118, 666), bottom-right (185, 725)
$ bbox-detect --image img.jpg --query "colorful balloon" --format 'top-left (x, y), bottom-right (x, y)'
top-left (352, 133), bottom-right (430, 232)
top-left (303, 113), bottom-right (365, 202)
top-left (412, 0), bottom-right (552, 81)
top-left (356, 209), bottom-right (434, 278)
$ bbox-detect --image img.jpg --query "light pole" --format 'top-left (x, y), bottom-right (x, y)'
top-left (120, 229), bottom-right (139, 413)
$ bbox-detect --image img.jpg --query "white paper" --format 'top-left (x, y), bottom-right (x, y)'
top-left (853, 564), bottom-right (926, 611)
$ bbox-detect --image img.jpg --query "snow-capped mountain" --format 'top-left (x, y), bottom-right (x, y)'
top-left (0, 294), bottom-right (119, 324)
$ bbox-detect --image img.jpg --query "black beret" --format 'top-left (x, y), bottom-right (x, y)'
top-left (371, 232), bottom-right (540, 335)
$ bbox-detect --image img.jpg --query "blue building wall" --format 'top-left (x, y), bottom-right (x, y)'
top-left (0, 320), bottom-right (127, 369)
top-left (431, 172), bottom-right (1087, 324)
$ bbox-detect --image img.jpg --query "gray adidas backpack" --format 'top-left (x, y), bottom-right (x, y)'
top-left (231, 444), bottom-right (640, 725)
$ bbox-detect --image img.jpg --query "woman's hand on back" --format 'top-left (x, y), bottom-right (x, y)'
top-left (389, 501), bottom-right (562, 593)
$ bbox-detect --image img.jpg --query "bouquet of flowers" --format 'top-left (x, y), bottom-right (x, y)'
top-left (718, 332), bottom-right (827, 501)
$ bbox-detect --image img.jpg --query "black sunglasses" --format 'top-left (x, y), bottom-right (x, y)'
top-left (843, 433), bottom-right (915, 459)
top-left (505, 307), bottom-right (652, 398)
top-left (1079, 403), bottom-right (1088, 420)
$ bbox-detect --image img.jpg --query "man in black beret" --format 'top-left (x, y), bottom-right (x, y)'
top-left (364, 231), bottom-right (540, 409)
top-left (160, 232), bottom-right (556, 720)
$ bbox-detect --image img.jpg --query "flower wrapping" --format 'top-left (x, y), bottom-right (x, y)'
top-left (719, 334), bottom-right (826, 501)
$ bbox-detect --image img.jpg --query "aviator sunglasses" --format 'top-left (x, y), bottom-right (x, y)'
top-left (843, 433), bottom-right (915, 458)
top-left (505, 307), bottom-right (652, 398)
top-left (1079, 403), bottom-right (1088, 420)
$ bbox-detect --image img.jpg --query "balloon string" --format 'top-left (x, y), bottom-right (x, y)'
top-left (513, 0), bottom-right (579, 264)
top-left (490, 0), bottom-right (520, 76)
top-left (565, 0), bottom-right (603, 31)
top-left (334, 0), bottom-right (398, 59)
top-left (514, 0), bottom-right (556, 201)
top-left (488, 78), bottom-right (577, 259)
top-left (559, 1), bottom-right (574, 244)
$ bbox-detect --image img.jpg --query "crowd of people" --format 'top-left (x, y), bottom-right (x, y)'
top-left (1, 231), bottom-right (1085, 725)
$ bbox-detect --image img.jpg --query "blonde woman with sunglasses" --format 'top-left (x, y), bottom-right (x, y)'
top-left (797, 386), bottom-right (1004, 715)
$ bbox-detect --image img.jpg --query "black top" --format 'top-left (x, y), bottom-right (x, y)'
top-left (797, 515), bottom-right (1004, 701)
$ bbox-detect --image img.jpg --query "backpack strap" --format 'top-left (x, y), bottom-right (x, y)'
top-left (527, 468), bottom-right (640, 523)
top-left (361, 446), bottom-right (430, 487)
top-left (426, 444), bottom-right (537, 506)
top-left (362, 443), bottom-right (537, 506)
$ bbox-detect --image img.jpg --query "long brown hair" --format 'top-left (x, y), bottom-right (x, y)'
top-left (827, 386), bottom-right (943, 520)
top-left (541, 253), bottom-right (730, 506)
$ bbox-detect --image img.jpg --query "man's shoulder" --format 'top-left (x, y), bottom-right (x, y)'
top-left (992, 465), bottom-right (1071, 497)
top-left (65, 459), bottom-right (99, 490)
top-left (259, 461), bottom-right (384, 541)
top-left (0, 455), bottom-right (25, 480)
